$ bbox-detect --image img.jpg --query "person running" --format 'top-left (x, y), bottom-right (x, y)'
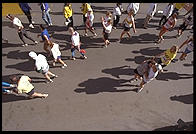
top-left (69, 27), bottom-right (87, 60)
top-left (137, 63), bottom-right (163, 93)
top-left (10, 75), bottom-right (48, 98)
top-left (19, 3), bottom-right (35, 28)
top-left (2, 82), bottom-right (17, 94)
top-left (126, 3), bottom-right (140, 17)
top-left (155, 12), bottom-right (177, 44)
top-left (176, 15), bottom-right (193, 38)
top-left (158, 3), bottom-right (174, 28)
top-left (40, 3), bottom-right (53, 26)
top-left (178, 36), bottom-right (193, 61)
top-left (49, 42), bottom-right (68, 68)
top-left (84, 8), bottom-right (97, 37)
top-left (6, 14), bottom-right (38, 47)
top-left (101, 16), bottom-right (112, 47)
top-left (64, 3), bottom-right (73, 28)
top-left (154, 45), bottom-right (178, 68)
top-left (112, 3), bottom-right (122, 29)
top-left (143, 3), bottom-right (157, 29)
top-left (37, 24), bottom-right (52, 56)
top-left (81, 3), bottom-right (92, 25)
top-left (119, 9), bottom-right (136, 42)
top-left (130, 59), bottom-right (156, 83)
top-left (29, 51), bottom-right (58, 83)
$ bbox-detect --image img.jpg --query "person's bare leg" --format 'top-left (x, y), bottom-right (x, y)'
top-left (126, 32), bottom-right (131, 38)
top-left (29, 92), bottom-right (48, 98)
top-left (58, 59), bottom-right (67, 66)
top-left (120, 31), bottom-right (126, 40)
top-left (44, 73), bottom-right (52, 81)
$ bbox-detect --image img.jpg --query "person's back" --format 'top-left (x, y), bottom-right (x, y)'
top-left (137, 62), bottom-right (149, 76)
top-left (35, 54), bottom-right (48, 71)
top-left (17, 75), bottom-right (34, 94)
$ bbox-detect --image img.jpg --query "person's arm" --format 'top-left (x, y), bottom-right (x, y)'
top-left (169, 19), bottom-right (176, 30)
top-left (26, 3), bottom-right (31, 10)
top-left (131, 16), bottom-right (136, 33)
top-left (28, 77), bottom-right (32, 83)
top-left (42, 3), bottom-right (46, 12)
top-left (43, 35), bottom-right (50, 44)
top-left (179, 38), bottom-right (190, 50)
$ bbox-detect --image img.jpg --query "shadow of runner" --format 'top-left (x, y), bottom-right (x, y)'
top-left (155, 72), bottom-right (193, 81)
top-left (6, 60), bottom-right (34, 72)
top-left (102, 65), bottom-right (134, 78)
top-left (74, 77), bottom-right (137, 94)
top-left (2, 94), bottom-right (30, 103)
top-left (170, 93), bottom-right (193, 104)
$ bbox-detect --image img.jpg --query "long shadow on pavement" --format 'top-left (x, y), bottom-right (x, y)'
top-left (101, 65), bottom-right (134, 78)
top-left (125, 55), bottom-right (152, 65)
top-left (170, 93), bottom-right (193, 104)
top-left (6, 60), bottom-right (34, 72)
top-left (156, 72), bottom-right (193, 81)
top-left (74, 77), bottom-right (138, 94)
top-left (2, 94), bottom-right (30, 103)
top-left (132, 47), bottom-right (165, 56)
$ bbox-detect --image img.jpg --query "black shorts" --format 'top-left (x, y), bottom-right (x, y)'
top-left (26, 88), bottom-right (35, 96)
top-left (134, 69), bottom-right (143, 77)
top-left (123, 24), bottom-right (131, 32)
top-left (179, 22), bottom-right (188, 31)
top-left (103, 31), bottom-right (110, 40)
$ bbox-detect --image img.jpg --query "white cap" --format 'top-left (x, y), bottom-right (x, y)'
top-left (29, 51), bottom-right (37, 59)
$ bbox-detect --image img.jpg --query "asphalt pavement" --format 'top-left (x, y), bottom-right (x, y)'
top-left (2, 3), bottom-right (193, 131)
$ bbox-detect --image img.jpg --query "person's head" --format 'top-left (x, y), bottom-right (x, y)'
top-left (172, 12), bottom-right (178, 18)
top-left (10, 75), bottom-right (20, 83)
top-left (66, 3), bottom-right (71, 7)
top-left (170, 45), bottom-right (178, 53)
top-left (107, 19), bottom-right (112, 25)
top-left (87, 8), bottom-right (92, 14)
top-left (148, 60), bottom-right (156, 67)
top-left (29, 51), bottom-right (37, 60)
top-left (6, 14), bottom-right (14, 21)
top-left (116, 3), bottom-right (121, 7)
top-left (39, 24), bottom-right (45, 31)
top-left (128, 9), bottom-right (134, 16)
top-left (68, 27), bottom-right (74, 34)
top-left (106, 11), bottom-right (112, 18)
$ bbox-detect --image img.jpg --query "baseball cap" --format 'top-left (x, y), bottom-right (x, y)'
top-left (29, 51), bottom-right (37, 59)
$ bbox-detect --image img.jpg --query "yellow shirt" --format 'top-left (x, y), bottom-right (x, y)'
top-left (175, 3), bottom-right (185, 10)
top-left (161, 49), bottom-right (177, 65)
top-left (64, 5), bottom-right (73, 18)
top-left (17, 76), bottom-right (34, 94)
top-left (81, 3), bottom-right (92, 15)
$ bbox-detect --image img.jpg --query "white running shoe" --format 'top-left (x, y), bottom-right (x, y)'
top-left (137, 87), bottom-right (143, 93)
top-left (29, 24), bottom-right (34, 28)
top-left (22, 44), bottom-right (28, 47)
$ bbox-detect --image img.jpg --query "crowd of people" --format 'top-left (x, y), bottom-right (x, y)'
top-left (2, 3), bottom-right (193, 97)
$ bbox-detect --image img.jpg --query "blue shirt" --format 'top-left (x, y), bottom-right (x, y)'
top-left (40, 3), bottom-right (49, 11)
top-left (19, 3), bottom-right (31, 12)
top-left (41, 29), bottom-right (50, 41)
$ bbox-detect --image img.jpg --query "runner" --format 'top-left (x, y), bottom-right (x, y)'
top-left (130, 59), bottom-right (156, 83)
top-left (81, 3), bottom-right (92, 25)
top-left (143, 3), bottom-right (157, 29)
top-left (158, 3), bottom-right (174, 28)
top-left (112, 3), bottom-right (122, 29)
top-left (40, 3), bottom-right (53, 26)
top-left (69, 27), bottom-right (87, 60)
top-left (64, 3), bottom-right (73, 28)
top-left (37, 24), bottom-right (52, 56)
top-left (176, 15), bottom-right (193, 38)
top-left (19, 3), bottom-right (35, 28)
top-left (6, 14), bottom-right (38, 47)
top-left (178, 36), bottom-right (193, 61)
top-left (101, 16), bottom-right (112, 47)
top-left (137, 63), bottom-right (163, 93)
top-left (49, 42), bottom-right (68, 68)
top-left (119, 9), bottom-right (136, 42)
top-left (10, 75), bottom-right (48, 98)
top-left (154, 45), bottom-right (178, 68)
top-left (29, 51), bottom-right (58, 83)
top-left (84, 8), bottom-right (97, 37)
top-left (156, 12), bottom-right (177, 44)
